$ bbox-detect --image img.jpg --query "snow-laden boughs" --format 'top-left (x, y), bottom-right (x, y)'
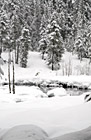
top-left (20, 26), bottom-right (31, 68)
top-left (75, 34), bottom-right (85, 61)
top-left (39, 14), bottom-right (48, 59)
top-left (0, 0), bottom-right (91, 69)
top-left (75, 20), bottom-right (91, 61)
top-left (45, 11), bottom-right (64, 70)
top-left (0, 5), bottom-right (10, 51)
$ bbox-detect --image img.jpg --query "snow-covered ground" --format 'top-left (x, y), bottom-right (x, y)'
top-left (0, 125), bottom-right (49, 140)
top-left (53, 126), bottom-right (91, 140)
top-left (0, 51), bottom-right (91, 139)
top-left (0, 97), bottom-right (91, 139)
top-left (1, 51), bottom-right (91, 89)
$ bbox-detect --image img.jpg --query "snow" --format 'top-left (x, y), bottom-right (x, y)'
top-left (1, 51), bottom-right (91, 89)
top-left (47, 87), bottom-right (67, 97)
top-left (53, 126), bottom-right (91, 140)
top-left (0, 51), bottom-right (91, 139)
top-left (0, 84), bottom-right (90, 139)
top-left (1, 125), bottom-right (48, 140)
top-left (0, 97), bottom-right (91, 139)
top-left (1, 51), bottom-right (91, 82)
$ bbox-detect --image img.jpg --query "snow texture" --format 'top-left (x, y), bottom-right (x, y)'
top-left (53, 126), bottom-right (91, 140)
top-left (0, 125), bottom-right (49, 140)
top-left (47, 87), bottom-right (67, 97)
top-left (0, 51), bottom-right (91, 140)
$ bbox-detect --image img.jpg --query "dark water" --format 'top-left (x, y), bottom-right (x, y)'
top-left (39, 85), bottom-right (89, 96)
top-left (0, 85), bottom-right (90, 96)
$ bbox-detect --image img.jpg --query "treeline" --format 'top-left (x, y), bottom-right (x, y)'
top-left (0, 0), bottom-right (91, 70)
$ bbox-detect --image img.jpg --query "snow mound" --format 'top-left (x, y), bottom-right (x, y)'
top-left (1, 125), bottom-right (49, 140)
top-left (47, 87), bottom-right (67, 97)
top-left (15, 86), bottom-right (47, 98)
top-left (53, 126), bottom-right (91, 140)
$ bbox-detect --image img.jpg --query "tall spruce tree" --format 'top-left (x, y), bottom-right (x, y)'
top-left (39, 14), bottom-right (48, 59)
top-left (30, 0), bottom-right (41, 50)
top-left (20, 26), bottom-right (31, 68)
top-left (45, 11), bottom-right (64, 70)
top-left (74, 0), bottom-right (91, 59)
top-left (0, 4), bottom-right (10, 51)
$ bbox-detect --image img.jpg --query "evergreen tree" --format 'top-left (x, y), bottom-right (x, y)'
top-left (84, 23), bottom-right (91, 62)
top-left (75, 35), bottom-right (84, 61)
top-left (20, 26), bottom-right (31, 68)
top-left (31, 0), bottom-right (41, 50)
top-left (7, 0), bottom-right (22, 63)
top-left (45, 11), bottom-right (64, 70)
top-left (39, 14), bottom-right (48, 59)
top-left (74, 0), bottom-right (91, 59)
top-left (0, 5), bottom-right (10, 51)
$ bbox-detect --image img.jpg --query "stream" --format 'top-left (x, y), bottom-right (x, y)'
top-left (0, 84), bottom-right (90, 96)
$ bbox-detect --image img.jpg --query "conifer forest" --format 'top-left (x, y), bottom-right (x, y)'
top-left (0, 0), bottom-right (91, 70)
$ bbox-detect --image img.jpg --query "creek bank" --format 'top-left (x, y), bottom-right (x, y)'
top-left (2, 78), bottom-right (91, 91)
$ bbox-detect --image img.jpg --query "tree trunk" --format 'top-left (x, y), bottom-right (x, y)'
top-left (16, 45), bottom-right (19, 64)
top-left (52, 52), bottom-right (54, 71)
top-left (15, 45), bottom-right (16, 63)
top-left (89, 58), bottom-right (91, 64)
top-left (8, 50), bottom-right (11, 93)
top-left (12, 55), bottom-right (15, 94)
top-left (42, 52), bottom-right (45, 59)
top-left (0, 38), bottom-right (3, 53)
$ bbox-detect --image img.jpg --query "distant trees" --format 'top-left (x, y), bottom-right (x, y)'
top-left (0, 0), bottom-right (91, 69)
top-left (73, 0), bottom-right (91, 60)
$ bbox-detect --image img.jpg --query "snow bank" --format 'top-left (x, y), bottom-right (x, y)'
top-left (0, 125), bottom-right (49, 140)
top-left (53, 126), bottom-right (91, 140)
top-left (0, 86), bottom-right (47, 103)
top-left (0, 99), bottom-right (91, 138)
top-left (1, 125), bottom-right (91, 140)
top-left (0, 51), bottom-right (91, 139)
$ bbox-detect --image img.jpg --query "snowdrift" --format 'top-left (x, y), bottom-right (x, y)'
top-left (1, 125), bottom-right (91, 140)
top-left (0, 125), bottom-right (49, 140)
top-left (53, 126), bottom-right (91, 140)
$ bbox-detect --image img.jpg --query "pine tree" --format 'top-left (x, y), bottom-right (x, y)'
top-left (0, 5), bottom-right (10, 51)
top-left (45, 11), bottom-right (64, 70)
top-left (39, 14), bottom-right (48, 59)
top-left (31, 0), bottom-right (41, 50)
top-left (75, 35), bottom-right (84, 61)
top-left (84, 23), bottom-right (91, 62)
top-left (74, 0), bottom-right (91, 60)
top-left (20, 26), bottom-right (31, 68)
top-left (8, 0), bottom-right (22, 63)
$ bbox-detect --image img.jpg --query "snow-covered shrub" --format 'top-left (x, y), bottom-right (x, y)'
top-left (75, 62), bottom-right (91, 75)
top-left (61, 58), bottom-right (72, 76)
